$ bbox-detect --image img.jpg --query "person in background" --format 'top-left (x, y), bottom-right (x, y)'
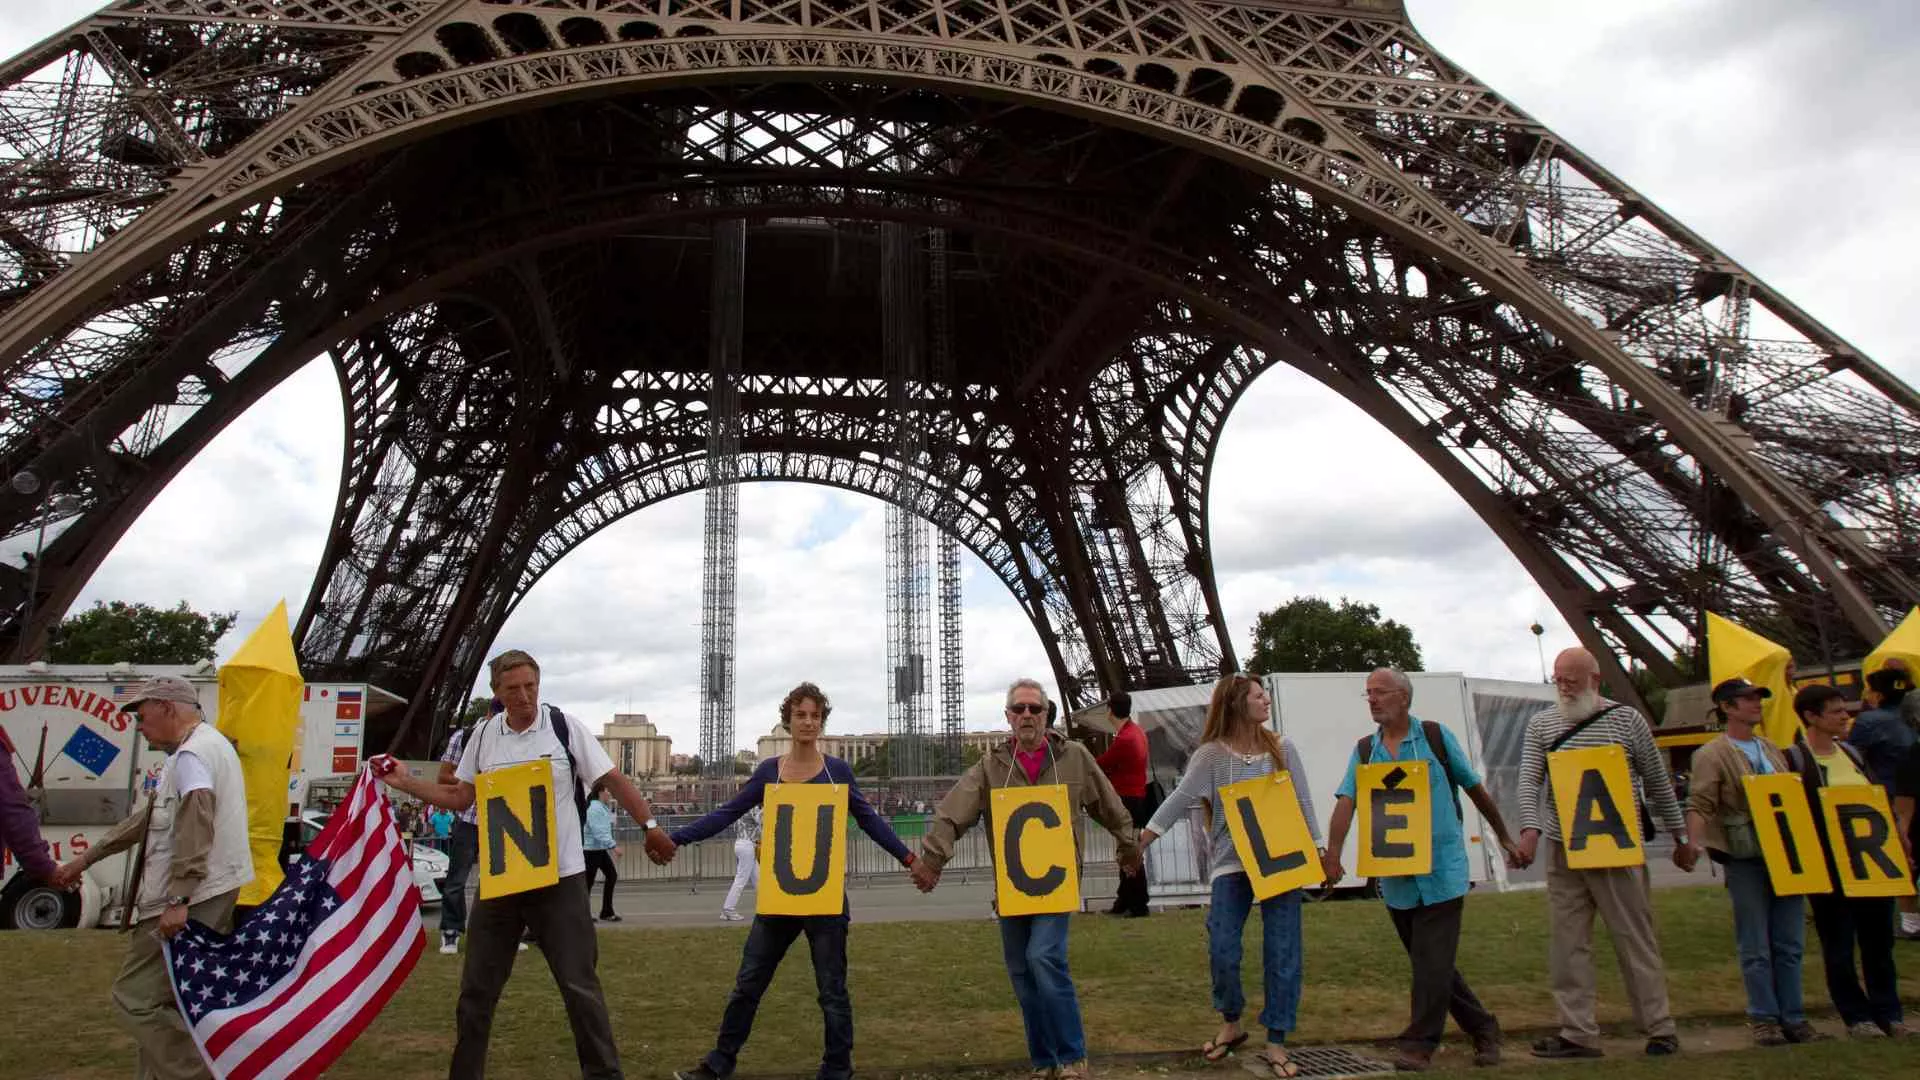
top-left (721, 805), bottom-right (762, 922)
top-left (0, 726), bottom-right (54, 884)
top-left (433, 700), bottom-right (500, 956)
top-left (583, 783), bottom-right (622, 923)
top-left (1848, 666), bottom-right (1918, 940)
top-left (1096, 690), bottom-right (1152, 918)
top-left (1141, 673), bottom-right (1320, 1078)
top-left (430, 805), bottom-right (454, 845)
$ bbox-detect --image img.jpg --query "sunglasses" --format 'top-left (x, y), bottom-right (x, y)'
top-left (1008, 703), bottom-right (1047, 715)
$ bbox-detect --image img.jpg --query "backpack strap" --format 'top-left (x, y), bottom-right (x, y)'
top-left (1355, 733), bottom-right (1374, 766)
top-left (1422, 720), bottom-right (1464, 821)
top-left (546, 704), bottom-right (592, 827)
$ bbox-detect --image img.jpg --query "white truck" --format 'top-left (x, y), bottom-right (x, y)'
top-left (0, 662), bottom-right (423, 930)
top-left (1072, 671), bottom-right (1558, 904)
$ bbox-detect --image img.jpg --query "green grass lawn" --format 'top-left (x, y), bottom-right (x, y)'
top-left (3, 885), bottom-right (1916, 1079)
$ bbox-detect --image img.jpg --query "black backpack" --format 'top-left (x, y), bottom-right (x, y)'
top-left (1357, 720), bottom-right (1462, 820)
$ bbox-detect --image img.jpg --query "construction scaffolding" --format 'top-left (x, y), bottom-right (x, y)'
top-left (882, 223), bottom-right (932, 781)
top-left (698, 216), bottom-right (744, 790)
top-left (929, 230), bottom-right (967, 765)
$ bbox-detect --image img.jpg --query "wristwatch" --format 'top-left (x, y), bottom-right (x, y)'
top-left (167, 895), bottom-right (192, 907)
top-left (643, 818), bottom-right (660, 831)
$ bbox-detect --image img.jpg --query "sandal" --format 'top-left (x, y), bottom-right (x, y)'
top-left (1257, 1047), bottom-right (1301, 1079)
top-left (1201, 1033), bottom-right (1249, 1062)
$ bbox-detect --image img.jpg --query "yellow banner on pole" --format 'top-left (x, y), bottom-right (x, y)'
top-left (758, 782), bottom-right (849, 916)
top-left (476, 760), bottom-right (561, 900)
top-left (1819, 785), bottom-right (1916, 898)
top-left (1356, 760), bottom-right (1431, 878)
top-left (1549, 745), bottom-right (1644, 869)
top-left (1220, 771), bottom-right (1323, 900)
top-left (990, 785), bottom-right (1080, 916)
top-left (1744, 773), bottom-right (1831, 896)
top-left (1707, 612), bottom-right (1800, 748)
top-left (216, 600), bottom-right (305, 907)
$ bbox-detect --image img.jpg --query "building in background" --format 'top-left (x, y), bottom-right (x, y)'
top-left (755, 724), bottom-right (1002, 768)
top-left (599, 713), bottom-right (673, 778)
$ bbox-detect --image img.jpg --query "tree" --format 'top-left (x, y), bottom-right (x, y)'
top-left (46, 600), bottom-right (237, 664)
top-left (458, 696), bottom-right (492, 726)
top-left (1246, 595), bottom-right (1422, 675)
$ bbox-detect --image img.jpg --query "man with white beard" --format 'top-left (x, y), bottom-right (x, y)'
top-left (1512, 648), bottom-right (1695, 1059)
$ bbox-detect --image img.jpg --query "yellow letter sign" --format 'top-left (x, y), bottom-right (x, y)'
top-left (759, 782), bottom-right (850, 916)
top-left (991, 785), bottom-right (1080, 916)
top-left (1356, 760), bottom-right (1431, 878)
top-left (1743, 774), bottom-right (1831, 896)
top-left (1220, 772), bottom-right (1323, 900)
top-left (476, 760), bottom-right (560, 900)
top-left (1819, 785), bottom-right (1916, 898)
top-left (1549, 745), bottom-right (1644, 870)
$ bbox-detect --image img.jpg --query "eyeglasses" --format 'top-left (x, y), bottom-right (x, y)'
top-left (1361, 689), bottom-right (1405, 699)
top-left (1007, 703), bottom-right (1047, 715)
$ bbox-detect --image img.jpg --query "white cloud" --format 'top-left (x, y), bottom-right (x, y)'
top-left (6, 1), bottom-right (1914, 751)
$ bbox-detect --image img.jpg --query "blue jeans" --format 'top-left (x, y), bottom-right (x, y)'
top-left (999, 913), bottom-right (1086, 1067)
top-left (441, 819), bottom-right (477, 936)
top-left (704, 912), bottom-right (853, 1080)
top-left (1207, 873), bottom-right (1304, 1041)
top-left (1723, 857), bottom-right (1805, 1024)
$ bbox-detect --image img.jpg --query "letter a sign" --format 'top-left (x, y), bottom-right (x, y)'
top-left (1744, 774), bottom-right (1832, 896)
top-left (476, 760), bottom-right (560, 900)
top-left (1356, 761), bottom-right (1431, 877)
top-left (991, 785), bottom-right (1079, 916)
top-left (1220, 772), bottom-right (1323, 900)
top-left (1819, 785), bottom-right (1916, 899)
top-left (1549, 745), bottom-right (1643, 869)
top-left (759, 783), bottom-right (849, 915)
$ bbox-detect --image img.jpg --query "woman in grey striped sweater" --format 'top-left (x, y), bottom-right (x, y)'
top-left (1141, 673), bottom-right (1320, 1079)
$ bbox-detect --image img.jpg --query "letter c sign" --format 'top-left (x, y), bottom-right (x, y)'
top-left (991, 785), bottom-right (1080, 916)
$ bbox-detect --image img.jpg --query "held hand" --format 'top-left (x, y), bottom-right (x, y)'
top-left (1512, 830), bottom-right (1539, 870)
top-left (1319, 848), bottom-right (1343, 885)
top-left (50, 859), bottom-right (86, 891)
top-left (643, 829), bottom-right (675, 865)
top-left (1138, 827), bottom-right (1159, 850)
top-left (156, 903), bottom-right (189, 940)
top-left (1672, 842), bottom-right (1701, 873)
top-left (612, 846), bottom-right (623, 859)
top-left (910, 858), bottom-right (942, 893)
top-left (1117, 849), bottom-right (1143, 877)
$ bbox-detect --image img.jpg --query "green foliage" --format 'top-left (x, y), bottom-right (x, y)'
top-left (1246, 595), bottom-right (1423, 675)
top-left (45, 600), bottom-right (237, 664)
top-left (458, 696), bottom-right (492, 726)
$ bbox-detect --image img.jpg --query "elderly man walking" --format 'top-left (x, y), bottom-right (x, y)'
top-left (912, 678), bottom-right (1142, 1080)
top-left (1322, 668), bottom-right (1521, 1072)
top-left (1512, 648), bottom-right (1695, 1059)
top-left (51, 675), bottom-right (253, 1080)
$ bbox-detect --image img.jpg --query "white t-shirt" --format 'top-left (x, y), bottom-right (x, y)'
top-left (455, 704), bottom-right (615, 879)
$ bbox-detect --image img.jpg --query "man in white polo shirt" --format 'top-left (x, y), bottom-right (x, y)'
top-left (379, 649), bottom-right (675, 1080)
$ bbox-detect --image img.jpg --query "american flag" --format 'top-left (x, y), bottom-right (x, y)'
top-left (165, 767), bottom-right (424, 1079)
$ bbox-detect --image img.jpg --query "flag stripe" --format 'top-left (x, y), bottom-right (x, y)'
top-left (251, 902), bottom-right (424, 1080)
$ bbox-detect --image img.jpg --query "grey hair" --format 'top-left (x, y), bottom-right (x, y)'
top-left (1005, 677), bottom-right (1050, 709)
top-left (1375, 667), bottom-right (1414, 703)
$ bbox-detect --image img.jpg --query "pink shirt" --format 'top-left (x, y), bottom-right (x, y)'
top-left (1015, 746), bottom-right (1048, 784)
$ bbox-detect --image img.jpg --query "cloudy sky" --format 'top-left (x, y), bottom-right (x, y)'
top-left (6, 1), bottom-right (1917, 755)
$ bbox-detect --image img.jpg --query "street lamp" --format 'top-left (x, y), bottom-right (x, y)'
top-left (13, 473), bottom-right (83, 662)
top-left (1530, 622), bottom-right (1547, 683)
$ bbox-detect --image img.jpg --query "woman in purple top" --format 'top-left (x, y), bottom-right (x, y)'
top-left (670, 682), bottom-right (915, 1080)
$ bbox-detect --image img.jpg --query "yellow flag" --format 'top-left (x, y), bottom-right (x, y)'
top-left (759, 782), bottom-right (850, 916)
top-left (990, 785), bottom-right (1080, 916)
top-left (1863, 607), bottom-right (1920, 704)
top-left (476, 760), bottom-right (561, 899)
top-left (1219, 772), bottom-right (1323, 899)
top-left (1706, 612), bottom-right (1798, 748)
top-left (216, 601), bottom-right (304, 907)
top-left (1549, 745), bottom-right (1644, 870)
top-left (1356, 760), bottom-right (1432, 877)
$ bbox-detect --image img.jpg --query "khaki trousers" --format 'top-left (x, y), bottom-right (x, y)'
top-left (112, 889), bottom-right (240, 1080)
top-left (1544, 839), bottom-right (1675, 1045)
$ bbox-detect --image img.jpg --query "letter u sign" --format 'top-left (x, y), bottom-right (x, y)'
top-left (759, 783), bottom-right (850, 915)
top-left (477, 760), bottom-right (560, 900)
top-left (990, 785), bottom-right (1080, 916)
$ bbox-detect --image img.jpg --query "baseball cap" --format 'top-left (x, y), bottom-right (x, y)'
top-left (119, 675), bottom-right (201, 713)
top-left (1710, 677), bottom-right (1773, 704)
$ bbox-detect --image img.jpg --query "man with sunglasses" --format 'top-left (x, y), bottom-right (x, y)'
top-left (912, 678), bottom-right (1142, 1080)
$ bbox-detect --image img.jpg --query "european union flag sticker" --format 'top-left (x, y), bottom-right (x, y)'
top-left (60, 725), bottom-right (121, 776)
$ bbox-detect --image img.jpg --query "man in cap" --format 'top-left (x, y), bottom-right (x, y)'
top-left (50, 675), bottom-right (253, 1079)
top-left (1679, 678), bottom-right (1820, 1047)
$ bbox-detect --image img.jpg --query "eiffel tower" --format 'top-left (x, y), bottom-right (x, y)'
top-left (2, 1), bottom-right (1915, 751)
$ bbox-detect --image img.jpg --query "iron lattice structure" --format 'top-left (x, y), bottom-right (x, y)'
top-left (698, 216), bottom-right (743, 782)
top-left (928, 229), bottom-right (966, 764)
top-left (882, 222), bottom-right (932, 778)
top-left (1, 1), bottom-right (1916, 751)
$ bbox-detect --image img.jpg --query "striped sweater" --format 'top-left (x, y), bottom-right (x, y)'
top-left (1145, 738), bottom-right (1322, 882)
top-left (1517, 700), bottom-right (1686, 841)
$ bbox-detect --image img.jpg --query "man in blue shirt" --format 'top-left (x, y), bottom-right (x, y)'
top-left (1322, 668), bottom-right (1522, 1072)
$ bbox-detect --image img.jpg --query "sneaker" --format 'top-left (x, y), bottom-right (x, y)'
top-left (1393, 1048), bottom-right (1433, 1072)
top-left (1644, 1035), bottom-right (1680, 1056)
top-left (1884, 1022), bottom-right (1916, 1039)
top-left (1529, 1036), bottom-right (1600, 1060)
top-left (1471, 1022), bottom-right (1503, 1066)
top-left (516, 941), bottom-right (529, 952)
top-left (1784, 1021), bottom-right (1830, 1043)
top-left (1028, 1068), bottom-right (1057, 1080)
top-left (438, 932), bottom-right (459, 955)
top-left (1751, 1021), bottom-right (1789, 1047)
top-left (673, 1066), bottom-right (721, 1080)
top-left (1057, 1062), bottom-right (1090, 1080)
top-left (720, 909), bottom-right (746, 922)
top-left (599, 913), bottom-right (622, 923)
top-left (1847, 1022), bottom-right (1888, 1039)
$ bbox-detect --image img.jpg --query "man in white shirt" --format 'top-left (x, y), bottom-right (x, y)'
top-left (380, 650), bottom-right (675, 1080)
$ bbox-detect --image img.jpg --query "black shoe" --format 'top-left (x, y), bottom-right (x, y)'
top-left (1529, 1036), bottom-right (1601, 1060)
top-left (1121, 908), bottom-right (1150, 918)
top-left (1645, 1035), bottom-right (1680, 1056)
top-left (1783, 1021), bottom-right (1830, 1044)
top-left (673, 1066), bottom-right (722, 1080)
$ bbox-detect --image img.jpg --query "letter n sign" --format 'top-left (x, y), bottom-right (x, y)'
top-left (759, 782), bottom-right (849, 915)
top-left (1549, 745), bottom-right (1643, 869)
top-left (1743, 774), bottom-right (1831, 896)
top-left (1819, 785), bottom-right (1916, 898)
top-left (476, 761), bottom-right (560, 899)
top-left (990, 785), bottom-right (1080, 916)
top-left (1356, 760), bottom-right (1431, 878)
top-left (1220, 772), bottom-right (1323, 900)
